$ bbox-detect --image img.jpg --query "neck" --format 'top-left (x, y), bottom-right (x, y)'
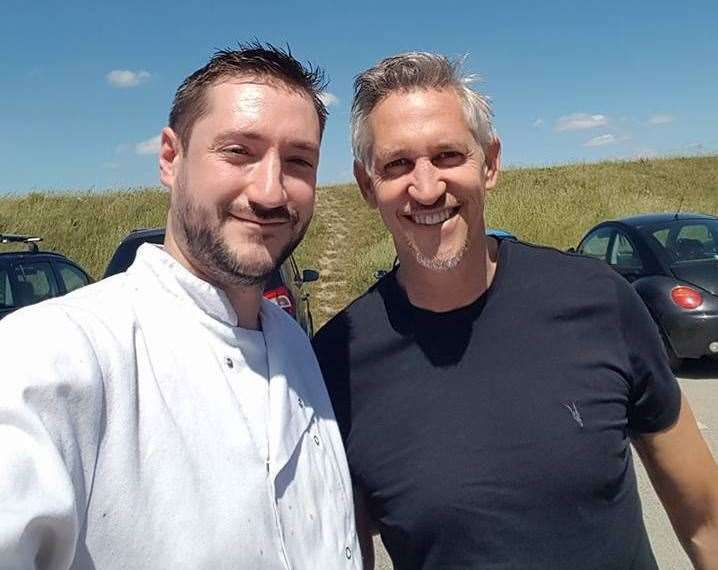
top-left (163, 229), bottom-right (264, 330)
top-left (396, 236), bottom-right (499, 312)
top-left (220, 284), bottom-right (264, 330)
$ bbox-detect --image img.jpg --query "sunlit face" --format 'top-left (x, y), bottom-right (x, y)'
top-left (167, 79), bottom-right (320, 287)
top-left (358, 88), bottom-right (498, 272)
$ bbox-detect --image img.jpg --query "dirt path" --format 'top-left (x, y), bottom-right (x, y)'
top-left (310, 189), bottom-right (353, 325)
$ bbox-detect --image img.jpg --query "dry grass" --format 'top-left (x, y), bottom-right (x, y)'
top-left (1, 155), bottom-right (716, 327)
top-left (0, 189), bottom-right (169, 278)
top-left (299, 155), bottom-right (718, 326)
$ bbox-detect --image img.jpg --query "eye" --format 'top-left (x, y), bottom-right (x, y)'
top-left (223, 145), bottom-right (249, 156)
top-left (383, 158), bottom-right (412, 176)
top-left (287, 157), bottom-right (315, 169)
top-left (433, 151), bottom-right (465, 167)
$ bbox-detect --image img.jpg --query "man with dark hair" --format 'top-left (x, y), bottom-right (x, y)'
top-left (0, 43), bottom-right (361, 569)
top-left (313, 51), bottom-right (718, 569)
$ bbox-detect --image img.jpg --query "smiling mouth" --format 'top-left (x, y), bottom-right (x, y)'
top-left (229, 214), bottom-right (290, 226)
top-left (405, 206), bottom-right (460, 226)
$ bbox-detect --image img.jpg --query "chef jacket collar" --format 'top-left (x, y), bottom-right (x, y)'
top-left (132, 243), bottom-right (243, 327)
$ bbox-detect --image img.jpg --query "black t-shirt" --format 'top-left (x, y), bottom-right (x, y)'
top-left (313, 239), bottom-right (681, 570)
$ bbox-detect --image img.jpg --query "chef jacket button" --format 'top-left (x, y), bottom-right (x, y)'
top-left (225, 357), bottom-right (233, 368)
top-left (345, 546), bottom-right (352, 559)
top-left (313, 435), bottom-right (320, 446)
top-left (298, 397), bottom-right (304, 407)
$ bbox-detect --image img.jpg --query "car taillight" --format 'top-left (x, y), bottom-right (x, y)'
top-left (264, 286), bottom-right (296, 316)
top-left (670, 286), bottom-right (703, 309)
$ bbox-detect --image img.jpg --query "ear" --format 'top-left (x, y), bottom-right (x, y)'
top-left (354, 160), bottom-right (377, 209)
top-left (483, 138), bottom-right (501, 190)
top-left (159, 127), bottom-right (182, 190)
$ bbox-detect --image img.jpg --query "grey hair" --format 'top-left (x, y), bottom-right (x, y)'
top-left (350, 52), bottom-right (496, 169)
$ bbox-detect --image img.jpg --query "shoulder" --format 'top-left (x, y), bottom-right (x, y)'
top-left (1, 274), bottom-right (126, 337)
top-left (503, 238), bottom-right (614, 278)
top-left (312, 278), bottom-right (387, 356)
top-left (0, 274), bottom-right (135, 374)
top-left (0, 297), bottom-right (107, 401)
top-left (37, 272), bottom-right (135, 323)
top-left (499, 238), bottom-right (629, 300)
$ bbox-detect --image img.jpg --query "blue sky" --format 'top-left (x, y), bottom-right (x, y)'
top-left (1, 0), bottom-right (716, 193)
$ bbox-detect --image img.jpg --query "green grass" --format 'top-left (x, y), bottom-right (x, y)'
top-left (1, 155), bottom-right (716, 326)
top-left (0, 189), bottom-right (169, 278)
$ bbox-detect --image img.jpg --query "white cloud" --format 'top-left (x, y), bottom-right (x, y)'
top-left (135, 134), bottom-right (161, 155)
top-left (647, 114), bottom-right (674, 126)
top-left (555, 113), bottom-right (608, 132)
top-left (583, 134), bottom-right (618, 147)
top-left (318, 91), bottom-right (339, 107)
top-left (107, 69), bottom-right (151, 88)
top-left (532, 118), bottom-right (544, 128)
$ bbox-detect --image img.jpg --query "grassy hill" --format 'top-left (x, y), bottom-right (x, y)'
top-left (2, 155), bottom-right (716, 326)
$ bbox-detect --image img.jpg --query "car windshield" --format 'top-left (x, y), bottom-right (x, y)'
top-left (638, 219), bottom-right (718, 265)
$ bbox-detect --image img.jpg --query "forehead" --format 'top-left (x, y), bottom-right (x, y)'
top-left (367, 88), bottom-right (472, 152)
top-left (192, 78), bottom-right (320, 145)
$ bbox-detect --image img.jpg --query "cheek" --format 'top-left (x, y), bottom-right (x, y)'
top-left (373, 181), bottom-right (405, 214)
top-left (287, 182), bottom-right (315, 217)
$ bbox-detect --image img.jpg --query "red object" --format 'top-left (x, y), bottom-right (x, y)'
top-left (670, 286), bottom-right (703, 310)
top-left (263, 286), bottom-right (296, 316)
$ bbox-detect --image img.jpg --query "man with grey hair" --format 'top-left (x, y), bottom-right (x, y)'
top-left (313, 51), bottom-right (718, 569)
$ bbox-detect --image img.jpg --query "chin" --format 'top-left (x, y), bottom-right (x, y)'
top-left (230, 250), bottom-right (277, 274)
top-left (406, 239), bottom-right (468, 272)
top-left (414, 252), bottom-right (464, 272)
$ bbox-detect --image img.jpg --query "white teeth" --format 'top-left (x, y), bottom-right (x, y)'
top-left (410, 209), bottom-right (454, 225)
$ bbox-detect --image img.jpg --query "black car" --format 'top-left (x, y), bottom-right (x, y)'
top-left (0, 234), bottom-right (93, 320)
top-left (575, 213), bottom-right (718, 368)
top-left (103, 228), bottom-right (318, 336)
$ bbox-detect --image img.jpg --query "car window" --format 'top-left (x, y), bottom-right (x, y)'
top-left (651, 228), bottom-right (670, 246)
top-left (14, 262), bottom-right (59, 306)
top-left (103, 232), bottom-right (165, 277)
top-left (672, 224), bottom-right (716, 261)
top-left (609, 232), bottom-right (644, 272)
top-left (0, 269), bottom-right (14, 307)
top-left (578, 227), bottom-right (614, 260)
top-left (56, 261), bottom-right (90, 293)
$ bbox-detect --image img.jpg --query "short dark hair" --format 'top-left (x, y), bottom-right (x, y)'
top-left (169, 41), bottom-right (328, 152)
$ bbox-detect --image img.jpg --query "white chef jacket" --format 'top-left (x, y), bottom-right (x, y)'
top-left (0, 244), bottom-right (361, 570)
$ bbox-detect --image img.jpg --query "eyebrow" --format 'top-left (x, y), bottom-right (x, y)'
top-left (376, 141), bottom-right (468, 163)
top-left (212, 130), bottom-right (319, 154)
top-left (375, 147), bottom-right (409, 164)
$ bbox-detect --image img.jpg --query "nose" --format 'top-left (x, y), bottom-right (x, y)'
top-left (244, 150), bottom-right (288, 209)
top-left (407, 158), bottom-right (446, 206)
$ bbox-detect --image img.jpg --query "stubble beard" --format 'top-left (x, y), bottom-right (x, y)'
top-left (172, 180), bottom-right (308, 288)
top-left (403, 218), bottom-right (470, 272)
top-left (411, 238), bottom-right (469, 272)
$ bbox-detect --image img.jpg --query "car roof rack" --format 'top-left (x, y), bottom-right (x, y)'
top-left (0, 233), bottom-right (43, 253)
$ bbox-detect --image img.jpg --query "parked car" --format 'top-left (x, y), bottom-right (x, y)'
top-left (575, 213), bottom-right (718, 369)
top-left (103, 228), bottom-right (318, 336)
top-left (0, 234), bottom-right (93, 320)
top-left (486, 228), bottom-right (517, 240)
